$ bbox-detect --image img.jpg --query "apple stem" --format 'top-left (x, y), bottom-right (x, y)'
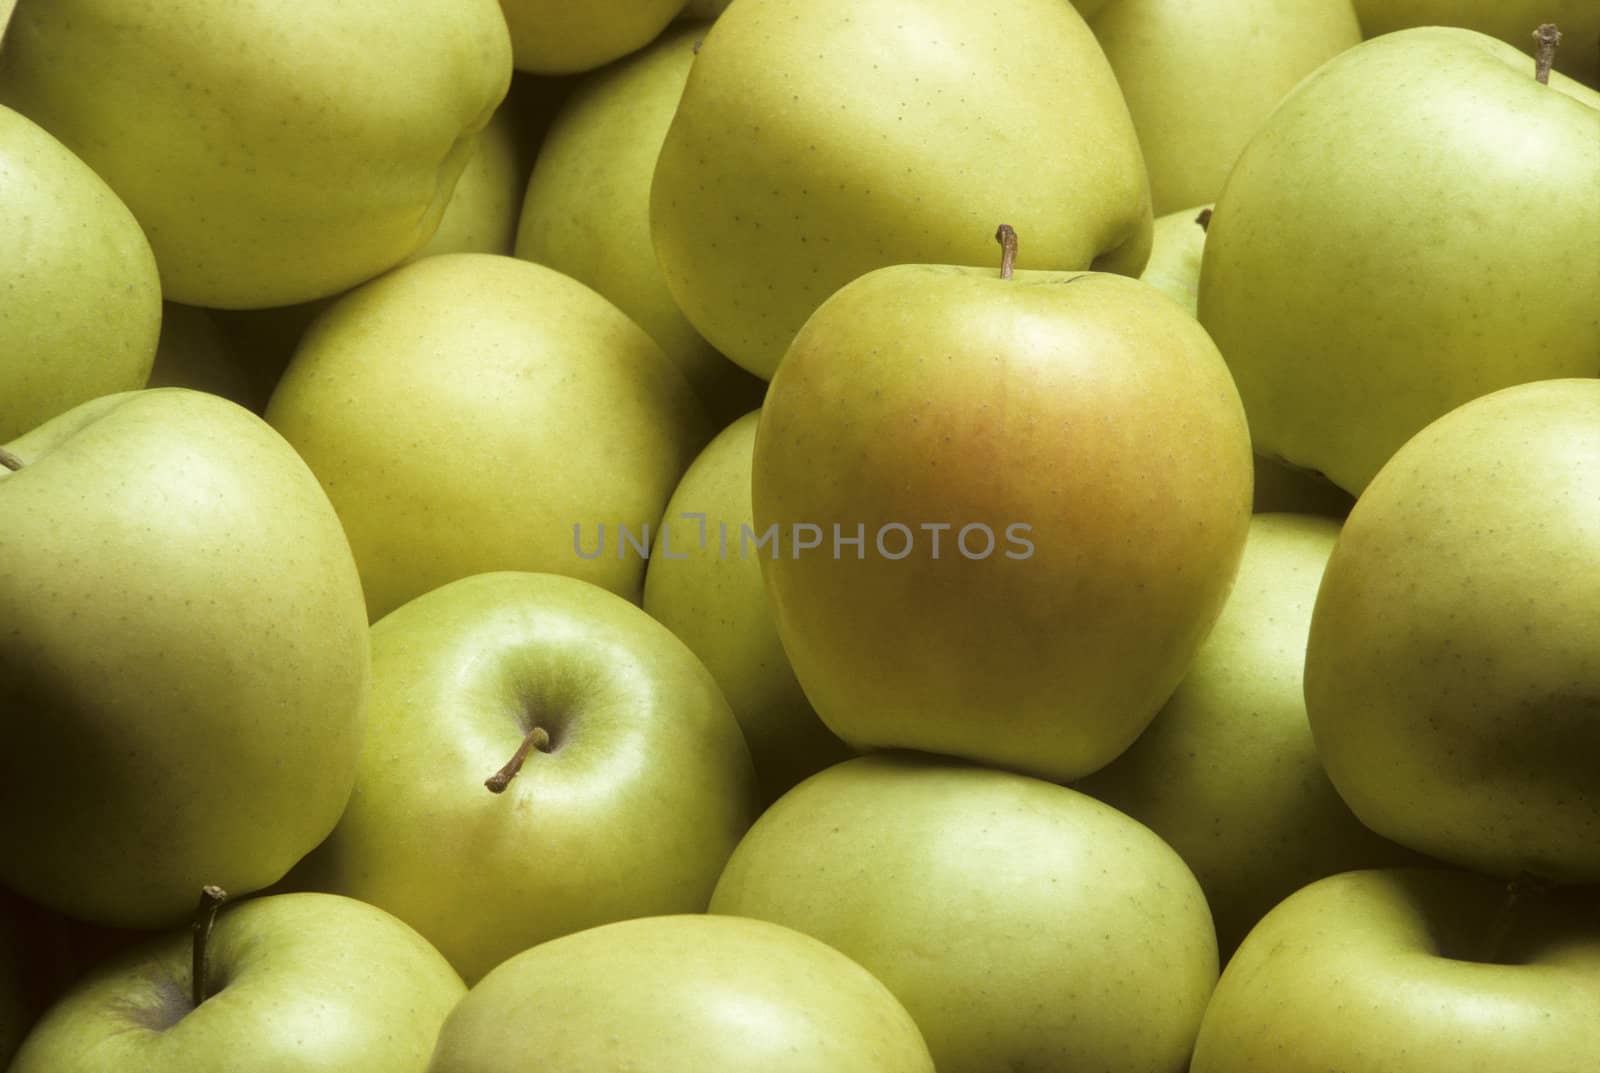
top-left (0, 447), bottom-right (22, 472)
top-left (1195, 208), bottom-right (1213, 233)
top-left (1533, 23), bottom-right (1561, 84)
top-left (1478, 872), bottom-right (1544, 964)
top-left (995, 224), bottom-right (1018, 280)
top-left (191, 885), bottom-right (228, 1009)
top-left (485, 725), bottom-right (551, 793)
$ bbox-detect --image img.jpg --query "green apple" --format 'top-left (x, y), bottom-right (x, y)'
top-left (752, 244), bottom-right (1252, 783)
top-left (1090, 0), bottom-right (1361, 215)
top-left (265, 253), bottom-right (710, 620)
top-left (651, 0), bottom-right (1153, 379)
top-left (406, 97), bottom-right (530, 263)
top-left (0, 0), bottom-right (512, 308)
top-left (294, 571), bottom-right (758, 984)
top-left (1076, 514), bottom-right (1419, 955)
top-left (11, 891), bottom-right (464, 1073)
top-left (711, 754), bottom-right (1219, 1073)
top-left (427, 913), bottom-right (935, 1072)
top-left (1198, 26), bottom-right (1600, 494)
top-left (643, 411), bottom-right (853, 805)
top-left (1139, 203), bottom-right (1212, 314)
top-left (0, 388), bottom-right (370, 928)
top-left (0, 103), bottom-right (160, 441)
top-left (516, 22), bottom-right (758, 411)
top-left (1305, 379), bottom-right (1600, 882)
top-left (1190, 868), bottom-right (1600, 1071)
top-left (1351, 1), bottom-right (1600, 88)
top-left (145, 303), bottom-right (261, 410)
top-left (499, 0), bottom-right (686, 74)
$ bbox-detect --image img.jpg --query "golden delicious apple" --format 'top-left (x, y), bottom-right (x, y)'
top-left (1352, 1), bottom-right (1600, 87)
top-left (0, 0), bottom-right (512, 308)
top-left (1306, 378), bottom-right (1600, 882)
top-left (652, 0), bottom-right (1153, 378)
top-left (498, 0), bottom-right (686, 74)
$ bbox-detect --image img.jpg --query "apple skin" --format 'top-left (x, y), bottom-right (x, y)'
top-left (711, 753), bottom-right (1219, 1073)
top-left (406, 98), bottom-right (530, 263)
top-left (498, 0), bottom-right (685, 74)
top-left (1090, 0), bottom-right (1362, 214)
top-left (643, 411), bottom-right (854, 805)
top-left (9, 892), bottom-right (465, 1073)
top-left (516, 21), bottom-right (760, 413)
top-left (1305, 379), bottom-right (1600, 882)
top-left (1351, 0), bottom-right (1600, 88)
top-left (426, 914), bottom-right (935, 1072)
top-left (0, 0), bottom-right (512, 308)
top-left (0, 388), bottom-right (370, 928)
top-left (1139, 203), bottom-right (1212, 315)
top-left (1198, 26), bottom-right (1600, 495)
top-left (1075, 514), bottom-right (1420, 956)
top-left (265, 253), bottom-right (710, 620)
top-left (753, 264), bottom-right (1252, 783)
top-left (0, 103), bottom-right (160, 441)
top-left (651, 0), bottom-right (1153, 379)
top-left (1190, 868), bottom-right (1600, 1072)
top-left (295, 571), bottom-right (759, 984)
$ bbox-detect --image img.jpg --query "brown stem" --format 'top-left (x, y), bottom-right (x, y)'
top-left (1478, 872), bottom-right (1545, 964)
top-left (485, 725), bottom-right (551, 793)
top-left (0, 447), bottom-right (22, 472)
top-left (191, 885), bottom-right (228, 1009)
top-left (1195, 207), bottom-right (1213, 233)
top-left (995, 224), bottom-right (1018, 280)
top-left (1533, 24), bottom-right (1561, 84)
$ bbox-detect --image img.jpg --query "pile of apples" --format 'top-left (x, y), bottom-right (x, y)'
top-left (2, 0), bottom-right (1598, 1070)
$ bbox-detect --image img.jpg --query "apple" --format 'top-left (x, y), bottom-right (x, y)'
top-left (1305, 378), bottom-right (1600, 882)
top-left (1190, 868), bottom-right (1600, 1071)
top-left (406, 97), bottom-right (532, 263)
top-left (711, 753), bottom-right (1219, 1073)
top-left (0, 103), bottom-right (161, 441)
top-left (498, 0), bottom-right (686, 74)
top-left (144, 303), bottom-right (261, 410)
top-left (1139, 204), bottom-right (1212, 315)
top-left (752, 233), bottom-right (1252, 783)
top-left (651, 0), bottom-right (1153, 378)
top-left (293, 571), bottom-right (758, 984)
top-left (1075, 513), bottom-right (1420, 955)
top-left (643, 411), bottom-right (853, 804)
top-left (1351, 2), bottom-right (1600, 88)
top-left (426, 914), bottom-right (935, 1072)
top-left (0, 388), bottom-right (370, 928)
top-left (1089, 0), bottom-right (1362, 214)
top-left (516, 21), bottom-right (761, 414)
top-left (1198, 26), bottom-right (1600, 494)
top-left (265, 253), bottom-right (710, 620)
top-left (0, 0), bottom-right (512, 307)
top-left (10, 890), bottom-right (465, 1073)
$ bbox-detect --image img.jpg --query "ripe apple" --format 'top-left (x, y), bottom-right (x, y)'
top-left (144, 304), bottom-right (258, 409)
top-left (1305, 378), bottom-right (1600, 882)
top-left (426, 914), bottom-right (935, 1072)
top-left (406, 98), bottom-right (531, 263)
top-left (1139, 204), bottom-right (1212, 315)
top-left (0, 103), bottom-right (160, 441)
top-left (1351, 2), bottom-right (1600, 88)
top-left (265, 253), bottom-right (710, 620)
top-left (294, 571), bottom-right (758, 984)
top-left (498, 0), bottom-right (685, 74)
top-left (711, 753), bottom-right (1219, 1073)
top-left (0, 0), bottom-right (513, 307)
top-left (643, 411), bottom-right (853, 804)
top-left (752, 236), bottom-right (1252, 783)
top-left (1090, 0), bottom-right (1362, 214)
top-left (1190, 868), bottom-right (1600, 1071)
top-left (651, 0), bottom-right (1153, 378)
top-left (10, 891), bottom-right (465, 1073)
top-left (0, 388), bottom-right (370, 928)
top-left (1075, 513), bottom-right (1420, 954)
top-left (1198, 26), bottom-right (1600, 494)
top-left (516, 21), bottom-right (760, 412)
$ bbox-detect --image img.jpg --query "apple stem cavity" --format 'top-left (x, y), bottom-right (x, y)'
top-left (1533, 23), bottom-right (1562, 85)
top-left (995, 224), bottom-right (1018, 280)
top-left (485, 725), bottom-right (552, 793)
top-left (191, 885), bottom-right (228, 1009)
top-left (0, 447), bottom-right (23, 472)
top-left (1195, 208), bottom-right (1213, 233)
top-left (1478, 872), bottom-right (1546, 964)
